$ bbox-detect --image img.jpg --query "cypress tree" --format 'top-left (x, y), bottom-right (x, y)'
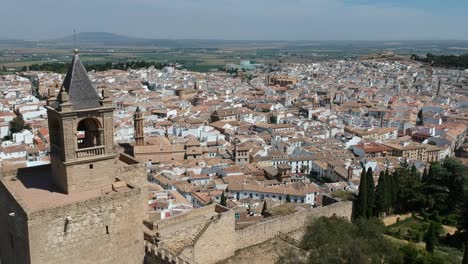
top-left (356, 168), bottom-right (368, 219)
top-left (417, 109), bottom-right (424, 126)
top-left (425, 222), bottom-right (436, 253)
top-left (220, 192), bottom-right (227, 206)
top-left (461, 193), bottom-right (468, 264)
top-left (427, 164), bottom-right (434, 183)
top-left (261, 200), bottom-right (268, 216)
top-left (375, 171), bottom-right (388, 216)
top-left (366, 167), bottom-right (375, 218)
top-left (462, 194), bottom-right (468, 264)
top-left (421, 167), bottom-right (428, 183)
top-left (389, 170), bottom-right (398, 206)
top-left (384, 168), bottom-right (392, 213)
top-left (410, 165), bottom-right (419, 180)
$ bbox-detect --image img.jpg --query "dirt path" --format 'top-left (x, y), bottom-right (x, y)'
top-left (382, 213), bottom-right (412, 226)
top-left (442, 225), bottom-right (457, 235)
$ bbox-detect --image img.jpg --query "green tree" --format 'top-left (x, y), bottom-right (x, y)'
top-left (425, 222), bottom-right (437, 253)
top-left (9, 115), bottom-right (31, 134)
top-left (261, 200), bottom-right (268, 216)
top-left (385, 169), bottom-right (394, 213)
top-left (421, 167), bottom-right (428, 183)
top-left (286, 194), bottom-right (291, 203)
top-left (295, 216), bottom-right (403, 264)
top-left (442, 158), bottom-right (466, 213)
top-left (423, 163), bottom-right (450, 213)
top-left (387, 169), bottom-right (396, 208)
top-left (356, 168), bottom-right (368, 219)
top-left (366, 167), bottom-right (375, 218)
top-left (400, 243), bottom-right (420, 264)
top-left (270, 115), bottom-right (278, 124)
top-left (220, 192), bottom-right (227, 206)
top-left (417, 109), bottom-right (424, 126)
top-left (462, 194), bottom-right (468, 264)
top-left (375, 170), bottom-right (389, 216)
top-left (395, 166), bottom-right (425, 213)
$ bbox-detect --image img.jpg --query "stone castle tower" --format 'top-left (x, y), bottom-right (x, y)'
top-left (0, 50), bottom-right (145, 264)
top-left (134, 106), bottom-right (144, 146)
top-left (46, 49), bottom-right (117, 194)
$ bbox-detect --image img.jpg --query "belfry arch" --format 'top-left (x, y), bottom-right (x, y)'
top-left (77, 118), bottom-right (102, 149)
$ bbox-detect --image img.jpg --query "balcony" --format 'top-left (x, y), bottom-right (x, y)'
top-left (76, 146), bottom-right (105, 159)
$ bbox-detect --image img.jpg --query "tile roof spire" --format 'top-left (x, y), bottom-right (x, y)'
top-left (59, 51), bottom-right (101, 110)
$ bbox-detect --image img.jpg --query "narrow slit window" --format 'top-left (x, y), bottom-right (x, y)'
top-left (106, 225), bottom-right (109, 235)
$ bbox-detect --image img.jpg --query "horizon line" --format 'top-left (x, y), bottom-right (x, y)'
top-left (1, 32), bottom-right (468, 43)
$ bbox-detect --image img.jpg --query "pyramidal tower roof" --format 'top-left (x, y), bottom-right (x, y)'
top-left (60, 50), bottom-right (101, 110)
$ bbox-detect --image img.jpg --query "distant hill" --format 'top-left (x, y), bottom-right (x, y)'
top-left (45, 32), bottom-right (292, 48)
top-left (52, 32), bottom-right (147, 46)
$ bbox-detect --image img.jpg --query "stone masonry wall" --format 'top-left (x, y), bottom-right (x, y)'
top-left (190, 210), bottom-right (236, 264)
top-left (27, 187), bottom-right (145, 264)
top-left (0, 180), bottom-right (30, 264)
top-left (236, 201), bottom-right (353, 249)
top-left (63, 158), bottom-right (117, 193)
top-left (174, 201), bottom-right (353, 264)
top-left (145, 202), bottom-right (352, 264)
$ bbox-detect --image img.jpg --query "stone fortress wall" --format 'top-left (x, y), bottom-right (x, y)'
top-left (26, 186), bottom-right (144, 264)
top-left (0, 179), bottom-right (30, 264)
top-left (147, 201), bottom-right (353, 264)
top-left (235, 201), bottom-right (352, 249)
top-left (0, 154), bottom-right (147, 264)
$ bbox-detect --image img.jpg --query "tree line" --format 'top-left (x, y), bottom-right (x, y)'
top-left (277, 156), bottom-right (468, 263)
top-left (354, 158), bottom-right (467, 262)
top-left (20, 60), bottom-right (167, 73)
top-left (277, 216), bottom-right (462, 264)
top-left (355, 158), bottom-right (466, 221)
top-left (411, 53), bottom-right (468, 69)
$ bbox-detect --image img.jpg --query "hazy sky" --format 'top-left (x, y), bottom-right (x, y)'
top-left (1, 0), bottom-right (467, 40)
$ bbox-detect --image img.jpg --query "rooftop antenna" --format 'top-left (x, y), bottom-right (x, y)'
top-left (73, 29), bottom-right (79, 54)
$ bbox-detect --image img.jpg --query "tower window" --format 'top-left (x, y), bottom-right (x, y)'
top-left (106, 225), bottom-right (109, 235)
top-left (89, 164), bottom-right (94, 169)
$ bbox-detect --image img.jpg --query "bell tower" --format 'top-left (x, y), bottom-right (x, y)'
top-left (46, 49), bottom-right (117, 194)
top-left (133, 106), bottom-right (144, 146)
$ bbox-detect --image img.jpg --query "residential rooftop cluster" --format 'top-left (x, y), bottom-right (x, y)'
top-left (1, 56), bottom-right (467, 222)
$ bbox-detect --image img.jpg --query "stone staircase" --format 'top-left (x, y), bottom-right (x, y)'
top-left (278, 232), bottom-right (303, 249)
top-left (190, 220), bottom-right (212, 246)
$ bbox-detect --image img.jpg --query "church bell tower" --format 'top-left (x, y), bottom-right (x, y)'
top-left (133, 106), bottom-right (144, 146)
top-left (46, 49), bottom-right (117, 194)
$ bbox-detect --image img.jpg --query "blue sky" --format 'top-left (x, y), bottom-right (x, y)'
top-left (1, 0), bottom-right (467, 40)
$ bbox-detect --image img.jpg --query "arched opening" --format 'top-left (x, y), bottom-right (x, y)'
top-left (77, 118), bottom-right (101, 149)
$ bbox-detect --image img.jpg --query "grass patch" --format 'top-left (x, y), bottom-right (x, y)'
top-left (386, 216), bottom-right (431, 242)
top-left (270, 203), bottom-right (297, 216)
top-left (330, 190), bottom-right (355, 201)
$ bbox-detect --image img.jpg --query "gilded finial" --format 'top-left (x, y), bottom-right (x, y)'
top-left (73, 48), bottom-right (79, 55)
